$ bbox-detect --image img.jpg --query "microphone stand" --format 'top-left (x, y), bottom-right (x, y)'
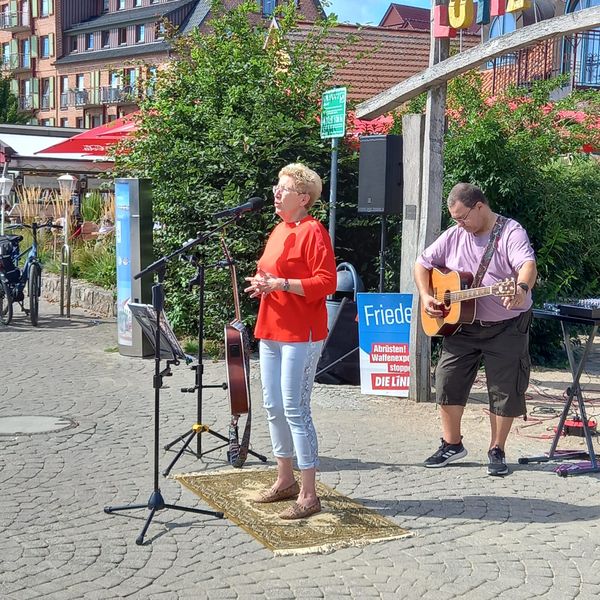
top-left (103, 263), bottom-right (224, 546)
top-left (162, 248), bottom-right (267, 476)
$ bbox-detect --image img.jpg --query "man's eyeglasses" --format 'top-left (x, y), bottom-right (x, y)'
top-left (452, 204), bottom-right (475, 224)
top-left (273, 185), bottom-right (303, 195)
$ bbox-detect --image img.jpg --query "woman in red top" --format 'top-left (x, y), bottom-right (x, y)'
top-left (245, 163), bottom-right (336, 519)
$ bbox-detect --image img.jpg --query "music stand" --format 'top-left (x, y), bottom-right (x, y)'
top-left (104, 277), bottom-right (224, 546)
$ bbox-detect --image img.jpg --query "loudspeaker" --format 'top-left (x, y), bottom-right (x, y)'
top-left (357, 134), bottom-right (403, 215)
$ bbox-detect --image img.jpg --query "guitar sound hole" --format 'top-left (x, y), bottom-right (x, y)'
top-left (230, 344), bottom-right (241, 358)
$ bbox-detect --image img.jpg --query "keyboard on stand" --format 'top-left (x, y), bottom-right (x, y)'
top-left (558, 299), bottom-right (600, 320)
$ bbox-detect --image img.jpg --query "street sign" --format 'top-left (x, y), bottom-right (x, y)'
top-left (320, 87), bottom-right (347, 139)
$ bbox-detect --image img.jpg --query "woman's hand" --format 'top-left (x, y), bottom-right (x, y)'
top-left (244, 269), bottom-right (283, 298)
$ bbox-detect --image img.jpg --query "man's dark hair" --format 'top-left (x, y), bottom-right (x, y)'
top-left (447, 183), bottom-right (488, 208)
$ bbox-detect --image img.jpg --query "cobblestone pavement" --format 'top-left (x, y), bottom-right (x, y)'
top-left (1, 301), bottom-right (600, 600)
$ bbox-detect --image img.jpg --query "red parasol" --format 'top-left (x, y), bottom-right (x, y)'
top-left (37, 113), bottom-right (139, 157)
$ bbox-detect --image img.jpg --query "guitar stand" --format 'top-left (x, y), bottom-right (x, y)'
top-left (163, 253), bottom-right (267, 475)
top-left (104, 277), bottom-right (223, 545)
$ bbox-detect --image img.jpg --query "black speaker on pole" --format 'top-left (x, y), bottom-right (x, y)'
top-left (357, 135), bottom-right (403, 215)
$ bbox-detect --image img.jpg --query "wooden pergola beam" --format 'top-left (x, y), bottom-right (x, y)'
top-left (356, 6), bottom-right (600, 119)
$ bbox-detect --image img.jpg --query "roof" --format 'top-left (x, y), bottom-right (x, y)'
top-left (180, 0), bottom-right (211, 34)
top-left (55, 41), bottom-right (170, 65)
top-left (65, 0), bottom-right (198, 34)
top-left (380, 4), bottom-right (431, 31)
top-left (380, 2), bottom-right (481, 36)
top-left (289, 23), bottom-right (433, 102)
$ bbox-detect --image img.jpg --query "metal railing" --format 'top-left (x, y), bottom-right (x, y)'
top-left (59, 86), bottom-right (140, 107)
top-left (18, 94), bottom-right (34, 110)
top-left (486, 30), bottom-right (600, 95)
top-left (0, 10), bottom-right (30, 30)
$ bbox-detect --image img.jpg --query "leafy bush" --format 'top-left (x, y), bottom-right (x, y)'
top-left (113, 0), bottom-right (339, 339)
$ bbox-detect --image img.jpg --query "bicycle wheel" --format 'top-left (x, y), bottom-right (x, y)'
top-left (28, 263), bottom-right (41, 326)
top-left (0, 277), bottom-right (12, 325)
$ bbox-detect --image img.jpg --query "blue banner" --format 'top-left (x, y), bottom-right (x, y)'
top-left (356, 293), bottom-right (413, 397)
top-left (115, 180), bottom-right (132, 346)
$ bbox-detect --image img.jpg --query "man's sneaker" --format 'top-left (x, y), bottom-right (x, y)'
top-left (487, 445), bottom-right (509, 476)
top-left (424, 438), bottom-right (468, 468)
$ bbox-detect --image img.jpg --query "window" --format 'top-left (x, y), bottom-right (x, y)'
top-left (41, 35), bottom-right (50, 58)
top-left (76, 117), bottom-right (84, 128)
top-left (60, 117), bottom-right (68, 127)
top-left (91, 115), bottom-right (102, 128)
top-left (102, 0), bottom-right (109, 11)
top-left (41, 77), bottom-right (50, 108)
top-left (135, 24), bottom-right (144, 43)
top-left (101, 30), bottom-right (110, 48)
top-left (118, 27), bottom-right (127, 45)
top-left (486, 14), bottom-right (517, 68)
top-left (21, 38), bottom-right (30, 68)
top-left (2, 43), bottom-right (9, 69)
top-left (41, 0), bottom-right (50, 17)
top-left (76, 73), bottom-right (84, 90)
top-left (124, 67), bottom-right (136, 87)
top-left (118, 0), bottom-right (125, 9)
top-left (41, 119), bottom-right (52, 126)
top-left (71, 36), bottom-right (78, 52)
top-left (86, 33), bottom-right (94, 50)
top-left (155, 21), bottom-right (165, 39)
top-left (134, 0), bottom-right (142, 6)
top-left (262, 0), bottom-right (276, 16)
top-left (564, 0), bottom-right (600, 87)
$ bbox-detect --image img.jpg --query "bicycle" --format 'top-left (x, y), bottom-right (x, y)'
top-left (0, 219), bottom-right (62, 326)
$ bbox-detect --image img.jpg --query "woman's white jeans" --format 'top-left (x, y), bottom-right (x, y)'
top-left (259, 339), bottom-right (323, 470)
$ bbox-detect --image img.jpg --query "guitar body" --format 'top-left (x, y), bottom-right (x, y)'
top-left (224, 320), bottom-right (250, 415)
top-left (421, 268), bottom-right (476, 337)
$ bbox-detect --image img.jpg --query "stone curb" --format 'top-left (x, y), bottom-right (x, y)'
top-left (42, 272), bottom-right (116, 317)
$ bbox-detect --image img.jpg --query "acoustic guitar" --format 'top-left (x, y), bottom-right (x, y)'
top-left (220, 238), bottom-right (250, 415)
top-left (221, 237), bottom-right (252, 468)
top-left (420, 267), bottom-right (516, 337)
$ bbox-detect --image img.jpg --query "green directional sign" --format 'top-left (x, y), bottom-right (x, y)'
top-left (320, 87), bottom-right (347, 139)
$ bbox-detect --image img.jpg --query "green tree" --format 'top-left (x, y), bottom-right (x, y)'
top-left (0, 75), bottom-right (29, 123)
top-left (114, 1), bottom-right (338, 338)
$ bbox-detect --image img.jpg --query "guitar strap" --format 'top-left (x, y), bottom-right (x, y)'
top-left (472, 215), bottom-right (507, 288)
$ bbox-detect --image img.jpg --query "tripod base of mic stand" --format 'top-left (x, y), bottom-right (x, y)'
top-left (163, 422), bottom-right (268, 477)
top-left (104, 488), bottom-right (224, 545)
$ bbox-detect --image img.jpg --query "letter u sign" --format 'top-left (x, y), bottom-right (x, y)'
top-left (448, 0), bottom-right (475, 29)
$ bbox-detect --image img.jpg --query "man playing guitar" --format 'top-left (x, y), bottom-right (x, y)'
top-left (414, 183), bottom-right (537, 476)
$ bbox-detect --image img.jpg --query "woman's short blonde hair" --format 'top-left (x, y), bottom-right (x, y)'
top-left (278, 163), bottom-right (322, 208)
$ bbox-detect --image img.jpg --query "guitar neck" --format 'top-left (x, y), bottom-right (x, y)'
top-left (221, 237), bottom-right (242, 322)
top-left (449, 285), bottom-right (496, 303)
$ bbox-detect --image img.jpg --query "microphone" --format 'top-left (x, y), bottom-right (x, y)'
top-left (212, 197), bottom-right (264, 220)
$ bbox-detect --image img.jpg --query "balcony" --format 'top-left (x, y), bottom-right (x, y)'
top-left (101, 85), bottom-right (139, 105)
top-left (0, 11), bottom-right (30, 32)
top-left (5, 53), bottom-right (33, 73)
top-left (18, 94), bottom-right (34, 110)
top-left (59, 88), bottom-right (104, 109)
top-left (485, 30), bottom-right (600, 95)
top-left (40, 94), bottom-right (51, 110)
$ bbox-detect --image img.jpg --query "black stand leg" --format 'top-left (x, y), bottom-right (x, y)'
top-left (518, 322), bottom-right (600, 476)
top-left (104, 278), bottom-right (224, 545)
top-left (163, 259), bottom-right (267, 473)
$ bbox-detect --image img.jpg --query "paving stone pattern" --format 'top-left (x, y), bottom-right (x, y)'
top-left (1, 301), bottom-right (600, 599)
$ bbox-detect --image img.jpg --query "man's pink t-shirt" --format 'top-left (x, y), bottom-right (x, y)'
top-left (417, 218), bottom-right (535, 322)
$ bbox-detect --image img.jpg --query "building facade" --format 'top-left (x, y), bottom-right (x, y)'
top-left (483, 0), bottom-right (600, 94)
top-left (0, 0), bottom-right (324, 128)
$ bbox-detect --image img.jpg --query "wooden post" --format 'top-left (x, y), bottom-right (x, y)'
top-left (400, 113), bottom-right (432, 403)
top-left (408, 3), bottom-right (450, 402)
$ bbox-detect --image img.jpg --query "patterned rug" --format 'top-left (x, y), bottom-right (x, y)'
top-left (174, 468), bottom-right (413, 556)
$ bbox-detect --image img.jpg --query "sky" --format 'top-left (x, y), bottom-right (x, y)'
top-left (324, 0), bottom-right (431, 25)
